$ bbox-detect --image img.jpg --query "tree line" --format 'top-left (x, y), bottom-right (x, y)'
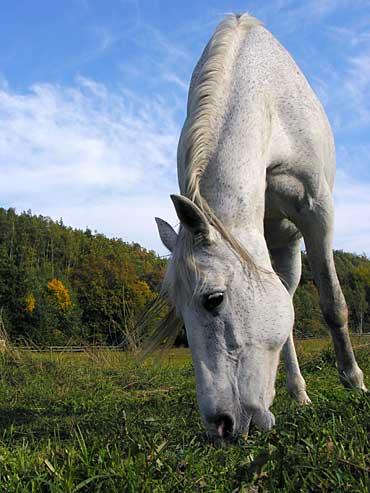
top-left (0, 207), bottom-right (369, 346)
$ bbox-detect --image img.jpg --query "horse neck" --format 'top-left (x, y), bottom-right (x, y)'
top-left (199, 150), bottom-right (271, 268)
top-left (180, 67), bottom-right (271, 268)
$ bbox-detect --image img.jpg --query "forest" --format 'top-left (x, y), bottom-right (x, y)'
top-left (0, 207), bottom-right (369, 346)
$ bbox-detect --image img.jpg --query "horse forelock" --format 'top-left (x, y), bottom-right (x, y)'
top-left (164, 227), bottom-right (205, 306)
top-left (164, 207), bottom-right (261, 312)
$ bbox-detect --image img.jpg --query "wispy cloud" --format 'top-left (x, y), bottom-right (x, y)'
top-left (163, 72), bottom-right (189, 92)
top-left (244, 1), bottom-right (370, 135)
top-left (343, 53), bottom-right (370, 125)
top-left (0, 77), bottom-right (180, 252)
top-left (253, 0), bottom-right (357, 32)
top-left (334, 170), bottom-right (370, 254)
top-left (117, 21), bottom-right (192, 94)
top-left (52, 1), bottom-right (143, 75)
top-left (1, 1), bottom-right (369, 256)
top-left (326, 25), bottom-right (370, 47)
top-left (296, 28), bottom-right (370, 131)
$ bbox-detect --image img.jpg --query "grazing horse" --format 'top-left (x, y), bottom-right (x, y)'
top-left (155, 14), bottom-right (366, 439)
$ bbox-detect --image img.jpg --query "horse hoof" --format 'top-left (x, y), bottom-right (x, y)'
top-left (295, 391), bottom-right (312, 406)
top-left (339, 366), bottom-right (367, 391)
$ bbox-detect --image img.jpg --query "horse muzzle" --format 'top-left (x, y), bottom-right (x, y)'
top-left (206, 407), bottom-right (275, 441)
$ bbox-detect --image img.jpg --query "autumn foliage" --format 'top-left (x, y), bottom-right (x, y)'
top-left (0, 208), bottom-right (165, 345)
top-left (0, 207), bottom-right (369, 345)
top-left (25, 293), bottom-right (36, 314)
top-left (47, 278), bottom-right (72, 311)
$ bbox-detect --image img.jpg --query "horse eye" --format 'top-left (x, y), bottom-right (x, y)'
top-left (203, 292), bottom-right (224, 311)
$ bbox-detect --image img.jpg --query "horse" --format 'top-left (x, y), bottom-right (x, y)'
top-left (154, 13), bottom-right (366, 440)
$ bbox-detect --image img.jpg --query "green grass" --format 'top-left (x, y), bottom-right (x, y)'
top-left (0, 339), bottom-right (369, 492)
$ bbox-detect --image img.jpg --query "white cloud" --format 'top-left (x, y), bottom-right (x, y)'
top-left (249, 1), bottom-right (370, 134)
top-left (326, 25), bottom-right (370, 47)
top-left (343, 53), bottom-right (370, 125)
top-left (302, 47), bottom-right (370, 132)
top-left (1, 6), bottom-right (370, 258)
top-left (0, 77), bottom-right (180, 254)
top-left (254, 0), bottom-right (358, 32)
top-left (1, 75), bottom-right (369, 257)
top-left (334, 170), bottom-right (370, 255)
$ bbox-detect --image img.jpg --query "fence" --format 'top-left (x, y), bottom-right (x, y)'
top-left (10, 333), bottom-right (370, 353)
top-left (15, 345), bottom-right (125, 353)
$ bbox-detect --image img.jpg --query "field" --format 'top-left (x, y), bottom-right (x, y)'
top-left (0, 338), bottom-right (369, 492)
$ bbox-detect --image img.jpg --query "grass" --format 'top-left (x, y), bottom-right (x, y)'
top-left (0, 338), bottom-right (369, 492)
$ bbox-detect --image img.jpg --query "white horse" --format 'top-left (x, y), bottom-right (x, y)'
top-left (155, 14), bottom-right (366, 439)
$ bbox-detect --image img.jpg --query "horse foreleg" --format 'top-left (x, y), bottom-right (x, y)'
top-left (295, 186), bottom-right (366, 391)
top-left (270, 241), bottom-right (312, 404)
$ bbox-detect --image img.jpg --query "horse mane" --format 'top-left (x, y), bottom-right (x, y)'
top-left (178, 13), bottom-right (261, 208)
top-left (175, 13), bottom-right (262, 290)
top-left (140, 14), bottom-right (263, 354)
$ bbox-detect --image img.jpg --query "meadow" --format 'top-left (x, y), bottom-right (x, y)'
top-left (0, 338), bottom-right (368, 492)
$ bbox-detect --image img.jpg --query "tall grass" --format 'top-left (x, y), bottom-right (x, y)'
top-left (0, 339), bottom-right (368, 492)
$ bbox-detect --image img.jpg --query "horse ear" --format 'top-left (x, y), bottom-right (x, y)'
top-left (155, 217), bottom-right (178, 252)
top-left (170, 194), bottom-right (210, 239)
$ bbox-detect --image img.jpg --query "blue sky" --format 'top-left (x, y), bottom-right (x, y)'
top-left (0, 0), bottom-right (370, 255)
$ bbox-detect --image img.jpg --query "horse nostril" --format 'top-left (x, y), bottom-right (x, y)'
top-left (214, 414), bottom-right (234, 439)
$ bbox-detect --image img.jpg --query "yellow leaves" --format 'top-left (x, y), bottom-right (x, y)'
top-left (353, 263), bottom-right (370, 284)
top-left (132, 280), bottom-right (156, 309)
top-left (25, 280), bottom-right (73, 316)
top-left (25, 293), bottom-right (36, 313)
top-left (133, 280), bottom-right (153, 299)
top-left (47, 278), bottom-right (72, 311)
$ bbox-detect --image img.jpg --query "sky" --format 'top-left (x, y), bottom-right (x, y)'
top-left (0, 0), bottom-right (370, 256)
